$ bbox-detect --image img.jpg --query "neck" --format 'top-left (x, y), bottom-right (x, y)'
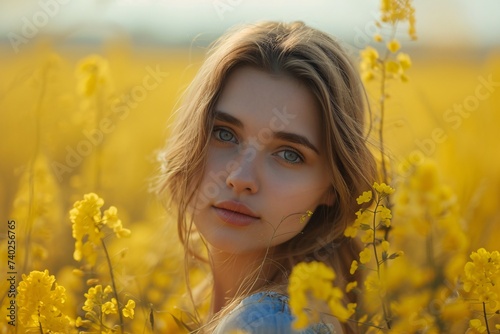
top-left (209, 247), bottom-right (276, 316)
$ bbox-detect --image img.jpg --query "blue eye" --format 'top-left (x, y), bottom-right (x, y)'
top-left (275, 149), bottom-right (304, 164)
top-left (213, 127), bottom-right (238, 143)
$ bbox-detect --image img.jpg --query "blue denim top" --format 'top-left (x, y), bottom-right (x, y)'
top-left (213, 291), bottom-right (335, 334)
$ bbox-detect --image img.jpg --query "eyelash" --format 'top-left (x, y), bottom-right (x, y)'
top-left (213, 126), bottom-right (238, 144)
top-left (212, 126), bottom-right (305, 165)
top-left (273, 148), bottom-right (304, 165)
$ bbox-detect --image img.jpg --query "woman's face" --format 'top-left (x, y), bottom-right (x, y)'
top-left (192, 66), bottom-right (331, 256)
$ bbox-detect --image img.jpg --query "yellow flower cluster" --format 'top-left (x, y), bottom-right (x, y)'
top-left (380, 0), bottom-right (417, 39)
top-left (463, 248), bottom-right (500, 332)
top-left (344, 182), bottom-right (401, 328)
top-left (360, 45), bottom-right (412, 83)
top-left (359, 47), bottom-right (379, 82)
top-left (77, 284), bottom-right (136, 333)
top-left (299, 210), bottom-right (314, 223)
top-left (463, 248), bottom-right (500, 307)
top-left (345, 182), bottom-right (395, 239)
top-left (377, 159), bottom-right (470, 332)
top-left (360, 0), bottom-right (416, 83)
top-left (288, 261), bottom-right (356, 329)
top-left (70, 193), bottom-right (131, 266)
top-left (17, 270), bottom-right (74, 333)
top-left (469, 319), bottom-right (500, 334)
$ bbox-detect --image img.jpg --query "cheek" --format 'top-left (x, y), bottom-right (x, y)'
top-left (194, 152), bottom-right (229, 201)
top-left (267, 168), bottom-right (329, 205)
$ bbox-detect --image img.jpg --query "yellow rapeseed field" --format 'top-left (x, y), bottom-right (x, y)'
top-left (1, 3), bottom-right (500, 331)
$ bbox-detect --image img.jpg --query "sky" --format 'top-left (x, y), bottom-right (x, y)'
top-left (1, 0), bottom-right (500, 52)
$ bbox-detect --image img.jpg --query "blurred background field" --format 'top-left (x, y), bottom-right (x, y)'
top-left (2, 43), bottom-right (499, 250)
top-left (1, 0), bottom-right (500, 332)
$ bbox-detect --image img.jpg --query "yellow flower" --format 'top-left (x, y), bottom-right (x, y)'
top-left (397, 52), bottom-right (412, 69)
top-left (345, 209), bottom-right (371, 238)
top-left (378, 206), bottom-right (392, 227)
top-left (328, 301), bottom-right (356, 323)
top-left (374, 34), bottom-right (383, 42)
top-left (80, 284), bottom-right (133, 331)
top-left (362, 70), bottom-right (375, 82)
top-left (122, 299), bottom-right (136, 319)
top-left (469, 318), bottom-right (486, 333)
top-left (70, 193), bottom-right (131, 265)
top-left (103, 206), bottom-right (121, 228)
top-left (359, 247), bottom-right (372, 264)
top-left (385, 60), bottom-right (401, 75)
top-left (70, 193), bottom-right (104, 265)
top-left (83, 285), bottom-right (102, 312)
top-left (381, 240), bottom-right (390, 252)
top-left (387, 39), bottom-right (401, 53)
top-left (361, 228), bottom-right (374, 244)
top-left (102, 298), bottom-right (118, 315)
top-left (344, 224), bottom-right (359, 238)
top-left (463, 248), bottom-right (500, 309)
top-left (356, 191), bottom-right (373, 204)
top-left (17, 270), bottom-right (73, 332)
top-left (355, 208), bottom-right (372, 225)
top-left (104, 285), bottom-right (113, 294)
top-left (102, 206), bottom-right (132, 237)
top-left (350, 260), bottom-right (359, 275)
top-left (360, 46), bottom-right (380, 82)
top-left (115, 226), bottom-right (132, 238)
top-left (346, 281), bottom-right (358, 293)
top-left (380, 0), bottom-right (417, 39)
top-left (299, 210), bottom-right (314, 223)
top-left (289, 261), bottom-right (354, 328)
top-left (361, 46), bottom-right (379, 65)
top-left (373, 182), bottom-right (395, 195)
top-left (364, 272), bottom-right (383, 293)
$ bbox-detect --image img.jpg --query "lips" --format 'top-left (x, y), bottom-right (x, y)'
top-left (212, 200), bottom-right (260, 227)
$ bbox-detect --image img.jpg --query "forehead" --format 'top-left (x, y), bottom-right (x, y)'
top-left (215, 66), bottom-right (322, 143)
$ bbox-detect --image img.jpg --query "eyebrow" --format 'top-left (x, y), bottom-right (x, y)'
top-left (214, 110), bottom-right (244, 128)
top-left (274, 131), bottom-right (319, 154)
top-left (214, 110), bottom-right (320, 154)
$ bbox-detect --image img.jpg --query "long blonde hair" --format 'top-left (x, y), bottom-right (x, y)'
top-left (156, 21), bottom-right (377, 332)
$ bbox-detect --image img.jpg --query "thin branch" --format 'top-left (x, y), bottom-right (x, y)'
top-left (101, 238), bottom-right (124, 333)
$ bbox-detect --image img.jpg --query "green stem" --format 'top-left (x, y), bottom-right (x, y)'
top-left (483, 302), bottom-right (491, 334)
top-left (23, 62), bottom-right (49, 274)
top-left (38, 308), bottom-right (44, 334)
top-left (377, 27), bottom-right (394, 187)
top-left (101, 238), bottom-right (124, 333)
top-left (371, 196), bottom-right (391, 329)
top-left (100, 303), bottom-right (104, 333)
top-left (378, 62), bottom-right (387, 186)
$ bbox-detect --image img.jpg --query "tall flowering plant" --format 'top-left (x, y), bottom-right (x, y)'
top-left (69, 193), bottom-right (134, 333)
top-left (288, 0), bottom-right (500, 333)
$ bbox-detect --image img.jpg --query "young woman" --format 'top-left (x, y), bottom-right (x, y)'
top-left (156, 21), bottom-right (377, 333)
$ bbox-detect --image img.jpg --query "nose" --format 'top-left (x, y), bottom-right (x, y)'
top-left (226, 155), bottom-right (259, 194)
